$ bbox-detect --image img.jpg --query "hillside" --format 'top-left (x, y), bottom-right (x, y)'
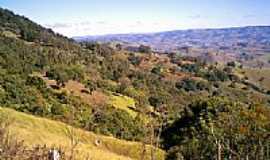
top-left (0, 7), bottom-right (270, 160)
top-left (0, 107), bottom-right (165, 160)
top-left (0, 8), bottom-right (74, 46)
top-left (243, 68), bottom-right (270, 90)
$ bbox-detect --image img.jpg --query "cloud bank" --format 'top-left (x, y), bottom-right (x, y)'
top-left (43, 14), bottom-right (267, 37)
top-left (44, 20), bottom-right (184, 37)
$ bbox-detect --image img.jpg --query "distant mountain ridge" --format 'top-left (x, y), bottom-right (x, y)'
top-left (74, 26), bottom-right (270, 65)
top-left (74, 26), bottom-right (270, 51)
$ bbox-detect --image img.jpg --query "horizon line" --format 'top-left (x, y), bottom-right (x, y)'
top-left (72, 24), bottom-right (270, 38)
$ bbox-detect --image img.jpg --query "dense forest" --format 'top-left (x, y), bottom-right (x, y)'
top-left (0, 8), bottom-right (269, 160)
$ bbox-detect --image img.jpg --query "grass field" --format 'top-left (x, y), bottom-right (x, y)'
top-left (0, 107), bottom-right (165, 160)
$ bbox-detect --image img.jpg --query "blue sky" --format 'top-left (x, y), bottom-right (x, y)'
top-left (1, 0), bottom-right (270, 37)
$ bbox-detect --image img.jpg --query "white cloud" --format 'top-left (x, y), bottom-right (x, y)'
top-left (188, 15), bottom-right (201, 19)
top-left (44, 20), bottom-right (184, 37)
top-left (45, 22), bottom-right (72, 29)
top-left (44, 16), bottom-right (240, 37)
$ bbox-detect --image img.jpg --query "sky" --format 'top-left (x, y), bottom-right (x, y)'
top-left (1, 0), bottom-right (270, 37)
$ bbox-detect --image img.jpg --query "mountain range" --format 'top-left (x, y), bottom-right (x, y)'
top-left (74, 26), bottom-right (270, 66)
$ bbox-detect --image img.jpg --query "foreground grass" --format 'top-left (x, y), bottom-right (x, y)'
top-left (0, 107), bottom-right (165, 160)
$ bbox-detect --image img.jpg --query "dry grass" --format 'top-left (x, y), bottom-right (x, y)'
top-left (41, 76), bottom-right (109, 107)
top-left (243, 68), bottom-right (270, 90)
top-left (2, 30), bottom-right (19, 39)
top-left (109, 94), bottom-right (137, 118)
top-left (42, 76), bottom-right (139, 117)
top-left (0, 107), bottom-right (165, 160)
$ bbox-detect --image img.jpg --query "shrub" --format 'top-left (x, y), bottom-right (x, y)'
top-left (84, 79), bottom-right (97, 93)
top-left (151, 66), bottom-right (163, 75)
top-left (205, 69), bottom-right (229, 82)
top-left (46, 65), bottom-right (84, 86)
top-left (181, 63), bottom-right (200, 73)
top-left (91, 108), bottom-right (145, 140)
top-left (128, 54), bottom-right (142, 66)
top-left (26, 75), bottom-right (46, 89)
top-left (162, 97), bottom-right (270, 160)
top-left (149, 96), bottom-right (164, 108)
top-left (138, 45), bottom-right (151, 53)
top-left (175, 78), bottom-right (197, 92)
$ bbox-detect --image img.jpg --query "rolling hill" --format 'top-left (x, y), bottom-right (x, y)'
top-left (74, 26), bottom-right (270, 66)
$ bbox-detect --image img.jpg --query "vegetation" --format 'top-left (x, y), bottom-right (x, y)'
top-left (0, 8), bottom-right (269, 160)
top-left (162, 97), bottom-right (270, 160)
top-left (0, 107), bottom-right (165, 160)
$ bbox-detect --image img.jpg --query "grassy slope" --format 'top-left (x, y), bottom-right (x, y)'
top-left (109, 94), bottom-right (137, 118)
top-left (0, 107), bottom-right (165, 160)
top-left (243, 68), bottom-right (270, 90)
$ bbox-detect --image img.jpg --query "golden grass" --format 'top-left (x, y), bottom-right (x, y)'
top-left (0, 107), bottom-right (165, 160)
top-left (243, 68), bottom-right (270, 90)
top-left (2, 30), bottom-right (19, 39)
top-left (109, 94), bottom-right (138, 118)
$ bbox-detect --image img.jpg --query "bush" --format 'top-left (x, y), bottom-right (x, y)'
top-left (196, 81), bottom-right (209, 91)
top-left (138, 45), bottom-right (151, 53)
top-left (162, 97), bottom-right (270, 160)
top-left (84, 79), bottom-right (97, 93)
top-left (21, 28), bottom-right (39, 42)
top-left (149, 96), bottom-right (164, 108)
top-left (46, 65), bottom-right (84, 86)
top-left (128, 54), bottom-right (142, 66)
top-left (175, 78), bottom-right (197, 92)
top-left (205, 69), bottom-right (229, 82)
top-left (96, 79), bottom-right (117, 92)
top-left (90, 108), bottom-right (145, 140)
top-left (26, 75), bottom-right (46, 89)
top-left (46, 67), bottom-right (68, 86)
top-left (181, 63), bottom-right (200, 73)
top-left (151, 66), bottom-right (163, 75)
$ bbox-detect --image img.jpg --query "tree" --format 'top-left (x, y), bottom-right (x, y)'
top-left (162, 97), bottom-right (270, 160)
top-left (227, 61), bottom-right (236, 67)
top-left (205, 69), bottom-right (229, 82)
top-left (46, 68), bottom-right (69, 87)
top-left (149, 96), bottom-right (164, 108)
top-left (175, 78), bottom-right (197, 92)
top-left (26, 75), bottom-right (46, 89)
top-left (151, 66), bottom-right (163, 75)
top-left (116, 43), bottom-right (122, 51)
top-left (91, 108), bottom-right (145, 141)
top-left (21, 29), bottom-right (39, 42)
top-left (138, 45), bottom-right (151, 53)
top-left (84, 80), bottom-right (97, 93)
top-left (181, 63), bottom-right (200, 73)
top-left (128, 54), bottom-right (142, 66)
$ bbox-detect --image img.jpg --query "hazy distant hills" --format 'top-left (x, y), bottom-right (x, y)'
top-left (74, 26), bottom-right (270, 52)
top-left (74, 26), bottom-right (270, 65)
